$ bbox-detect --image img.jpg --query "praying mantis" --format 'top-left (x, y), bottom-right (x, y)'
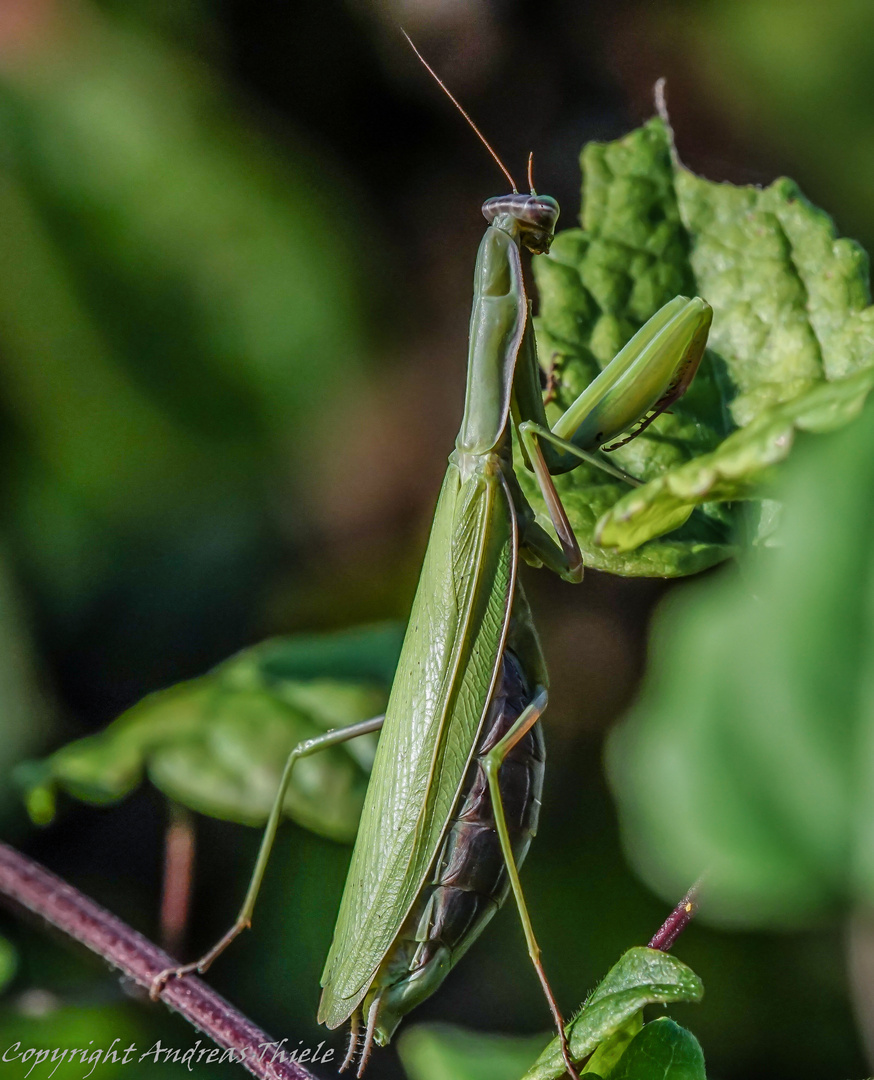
top-left (152, 37), bottom-right (712, 1080)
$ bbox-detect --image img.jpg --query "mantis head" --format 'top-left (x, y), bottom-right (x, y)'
top-left (482, 193), bottom-right (560, 255)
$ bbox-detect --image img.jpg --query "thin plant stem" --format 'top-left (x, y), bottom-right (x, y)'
top-left (159, 802), bottom-right (196, 957)
top-left (648, 881), bottom-right (701, 953)
top-left (0, 841), bottom-right (325, 1080)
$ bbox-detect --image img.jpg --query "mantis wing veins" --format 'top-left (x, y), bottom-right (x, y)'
top-left (319, 463), bottom-right (517, 1023)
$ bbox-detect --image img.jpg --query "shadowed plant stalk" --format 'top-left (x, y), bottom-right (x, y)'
top-left (0, 841), bottom-right (327, 1080)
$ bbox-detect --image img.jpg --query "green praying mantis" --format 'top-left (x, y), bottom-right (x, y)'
top-left (151, 37), bottom-right (712, 1080)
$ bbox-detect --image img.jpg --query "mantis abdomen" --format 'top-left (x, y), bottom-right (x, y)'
top-left (362, 648), bottom-right (545, 1029)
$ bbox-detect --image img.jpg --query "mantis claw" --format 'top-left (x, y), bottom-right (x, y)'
top-left (148, 956), bottom-right (206, 1000)
top-left (339, 1012), bottom-right (360, 1072)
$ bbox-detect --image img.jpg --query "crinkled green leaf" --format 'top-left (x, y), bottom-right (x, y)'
top-left (609, 1019), bottom-right (705, 1080)
top-left (608, 397), bottom-right (874, 923)
top-left (597, 366), bottom-right (874, 550)
top-left (397, 1024), bottom-right (547, 1080)
top-left (522, 948), bottom-right (703, 1080)
top-left (17, 623), bottom-right (403, 842)
top-left (518, 117), bottom-right (874, 574)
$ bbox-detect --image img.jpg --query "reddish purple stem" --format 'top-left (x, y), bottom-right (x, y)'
top-left (648, 882), bottom-right (701, 953)
top-left (0, 841), bottom-right (325, 1080)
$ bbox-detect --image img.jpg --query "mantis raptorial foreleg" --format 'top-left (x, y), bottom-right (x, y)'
top-left (508, 418), bottom-right (640, 584)
top-left (508, 295), bottom-right (713, 583)
top-left (150, 713), bottom-right (385, 999)
top-left (519, 421), bottom-right (643, 487)
top-left (513, 295), bottom-right (710, 475)
top-left (515, 423), bottom-right (640, 583)
top-left (513, 440), bottom-right (584, 583)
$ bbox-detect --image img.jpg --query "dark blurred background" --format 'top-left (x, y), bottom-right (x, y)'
top-left (0, 1), bottom-right (871, 1078)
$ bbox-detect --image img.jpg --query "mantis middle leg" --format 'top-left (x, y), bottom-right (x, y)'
top-left (150, 713), bottom-right (385, 999)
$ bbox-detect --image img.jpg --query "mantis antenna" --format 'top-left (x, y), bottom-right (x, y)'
top-left (527, 151), bottom-right (536, 194)
top-left (401, 28), bottom-right (519, 193)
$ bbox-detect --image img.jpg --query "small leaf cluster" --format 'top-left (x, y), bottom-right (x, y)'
top-left (397, 947), bottom-right (705, 1080)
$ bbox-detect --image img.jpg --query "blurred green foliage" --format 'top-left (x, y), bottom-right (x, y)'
top-left (397, 1024), bottom-right (548, 1080)
top-left (18, 624), bottom-right (402, 840)
top-left (0, 937), bottom-right (16, 994)
top-left (0, 553), bottom-right (53, 820)
top-left (0, 5), bottom-right (379, 713)
top-left (666, 0), bottom-right (874, 254)
top-left (0, 1000), bottom-right (242, 1080)
top-left (610, 392), bottom-right (874, 925)
top-left (0, 12), bottom-right (370, 477)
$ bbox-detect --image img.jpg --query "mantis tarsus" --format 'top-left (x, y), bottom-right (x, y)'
top-left (152, 37), bottom-right (712, 1080)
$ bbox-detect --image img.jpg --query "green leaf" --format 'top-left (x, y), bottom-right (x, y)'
top-left (522, 947), bottom-right (703, 1080)
top-left (0, 14), bottom-right (373, 456)
top-left (397, 1024), bottom-right (548, 1080)
top-left (518, 117), bottom-right (874, 575)
top-left (609, 1019), bottom-right (705, 1080)
top-left (608, 396), bottom-right (874, 923)
top-left (224, 622), bottom-right (406, 688)
top-left (17, 623), bottom-right (403, 842)
top-left (597, 366), bottom-right (874, 551)
top-left (583, 1013), bottom-right (643, 1076)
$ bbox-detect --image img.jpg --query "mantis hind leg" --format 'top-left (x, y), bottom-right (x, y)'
top-left (149, 713), bottom-right (385, 1000)
top-left (483, 687), bottom-right (581, 1080)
